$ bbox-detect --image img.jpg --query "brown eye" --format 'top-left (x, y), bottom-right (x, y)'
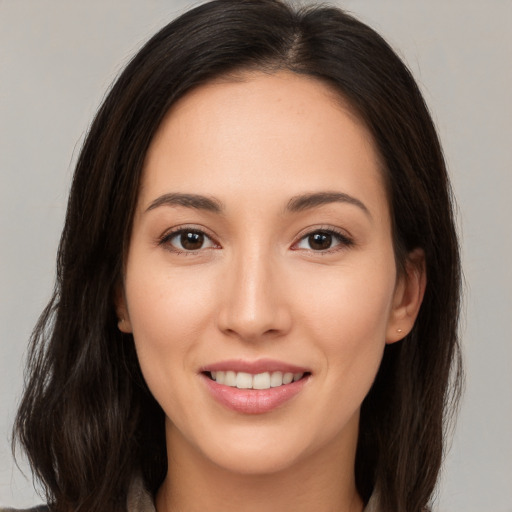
top-left (308, 232), bottom-right (333, 250)
top-left (180, 231), bottom-right (205, 250)
top-left (163, 229), bottom-right (216, 252)
top-left (295, 229), bottom-right (353, 252)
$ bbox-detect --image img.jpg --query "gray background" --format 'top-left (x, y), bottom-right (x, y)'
top-left (1, 1), bottom-right (511, 510)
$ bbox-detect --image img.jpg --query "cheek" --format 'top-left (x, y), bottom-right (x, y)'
top-left (126, 260), bottom-right (213, 339)
top-left (291, 257), bottom-right (396, 386)
top-left (123, 259), bottom-right (217, 394)
top-left (297, 261), bottom-right (395, 339)
top-left (122, 263), bottom-right (222, 437)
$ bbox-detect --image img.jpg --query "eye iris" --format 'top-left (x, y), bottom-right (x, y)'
top-left (180, 231), bottom-right (204, 250)
top-left (309, 232), bottom-right (332, 250)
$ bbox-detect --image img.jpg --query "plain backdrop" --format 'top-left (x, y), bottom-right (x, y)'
top-left (1, 1), bottom-right (511, 511)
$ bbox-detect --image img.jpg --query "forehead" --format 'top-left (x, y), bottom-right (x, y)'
top-left (140, 71), bottom-right (387, 218)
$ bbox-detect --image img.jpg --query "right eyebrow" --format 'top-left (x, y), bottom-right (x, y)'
top-left (145, 193), bottom-right (224, 213)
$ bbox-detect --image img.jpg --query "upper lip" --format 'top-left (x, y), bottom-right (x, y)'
top-left (200, 358), bottom-right (310, 375)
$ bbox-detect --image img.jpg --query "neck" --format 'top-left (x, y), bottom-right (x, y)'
top-left (156, 421), bottom-right (364, 512)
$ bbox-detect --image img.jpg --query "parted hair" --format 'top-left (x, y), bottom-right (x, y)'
top-left (14, 1), bottom-right (462, 511)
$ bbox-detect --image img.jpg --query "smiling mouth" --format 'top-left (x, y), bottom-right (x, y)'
top-left (205, 370), bottom-right (309, 390)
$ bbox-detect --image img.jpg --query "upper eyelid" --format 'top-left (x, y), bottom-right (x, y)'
top-left (160, 224), bottom-right (217, 240)
top-left (294, 225), bottom-right (353, 242)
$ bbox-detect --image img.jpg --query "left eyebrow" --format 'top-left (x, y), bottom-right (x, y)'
top-left (145, 193), bottom-right (224, 213)
top-left (286, 192), bottom-right (372, 219)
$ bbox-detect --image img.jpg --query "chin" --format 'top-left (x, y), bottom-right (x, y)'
top-left (205, 441), bottom-right (309, 476)
top-left (173, 411), bottom-right (359, 478)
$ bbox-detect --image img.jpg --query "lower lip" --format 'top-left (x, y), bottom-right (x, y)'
top-left (201, 374), bottom-right (309, 414)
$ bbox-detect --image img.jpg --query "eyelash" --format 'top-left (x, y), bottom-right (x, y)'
top-left (292, 227), bottom-right (354, 254)
top-left (158, 226), bottom-right (354, 255)
top-left (158, 226), bottom-right (219, 255)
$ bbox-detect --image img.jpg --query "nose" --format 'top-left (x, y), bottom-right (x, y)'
top-left (216, 249), bottom-right (292, 342)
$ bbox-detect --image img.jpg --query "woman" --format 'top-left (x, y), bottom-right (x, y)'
top-left (6, 1), bottom-right (462, 511)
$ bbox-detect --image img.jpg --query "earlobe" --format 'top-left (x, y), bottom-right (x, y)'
top-left (114, 285), bottom-right (133, 334)
top-left (386, 248), bottom-right (426, 344)
top-left (117, 315), bottom-right (133, 333)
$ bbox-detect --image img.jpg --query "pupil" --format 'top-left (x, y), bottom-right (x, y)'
top-left (309, 232), bottom-right (332, 250)
top-left (181, 231), bottom-right (204, 250)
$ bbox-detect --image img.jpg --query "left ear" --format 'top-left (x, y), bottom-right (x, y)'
top-left (386, 248), bottom-right (427, 344)
top-left (114, 282), bottom-right (133, 334)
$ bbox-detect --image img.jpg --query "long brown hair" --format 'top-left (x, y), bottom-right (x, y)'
top-left (14, 1), bottom-right (462, 511)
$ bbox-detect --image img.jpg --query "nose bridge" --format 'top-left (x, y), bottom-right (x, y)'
top-left (218, 242), bottom-right (290, 340)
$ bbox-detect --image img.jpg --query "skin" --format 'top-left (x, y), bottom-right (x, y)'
top-left (117, 71), bottom-right (426, 512)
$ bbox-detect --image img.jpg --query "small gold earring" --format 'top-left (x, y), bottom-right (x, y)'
top-left (397, 328), bottom-right (403, 333)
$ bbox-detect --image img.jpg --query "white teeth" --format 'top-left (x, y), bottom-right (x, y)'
top-left (225, 370), bottom-right (237, 386)
top-left (253, 372), bottom-right (271, 389)
top-left (210, 370), bottom-right (305, 389)
top-left (283, 372), bottom-right (294, 385)
top-left (235, 372), bottom-right (253, 389)
top-left (270, 371), bottom-right (283, 387)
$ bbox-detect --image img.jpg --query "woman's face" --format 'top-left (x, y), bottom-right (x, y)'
top-left (118, 71), bottom-right (422, 476)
